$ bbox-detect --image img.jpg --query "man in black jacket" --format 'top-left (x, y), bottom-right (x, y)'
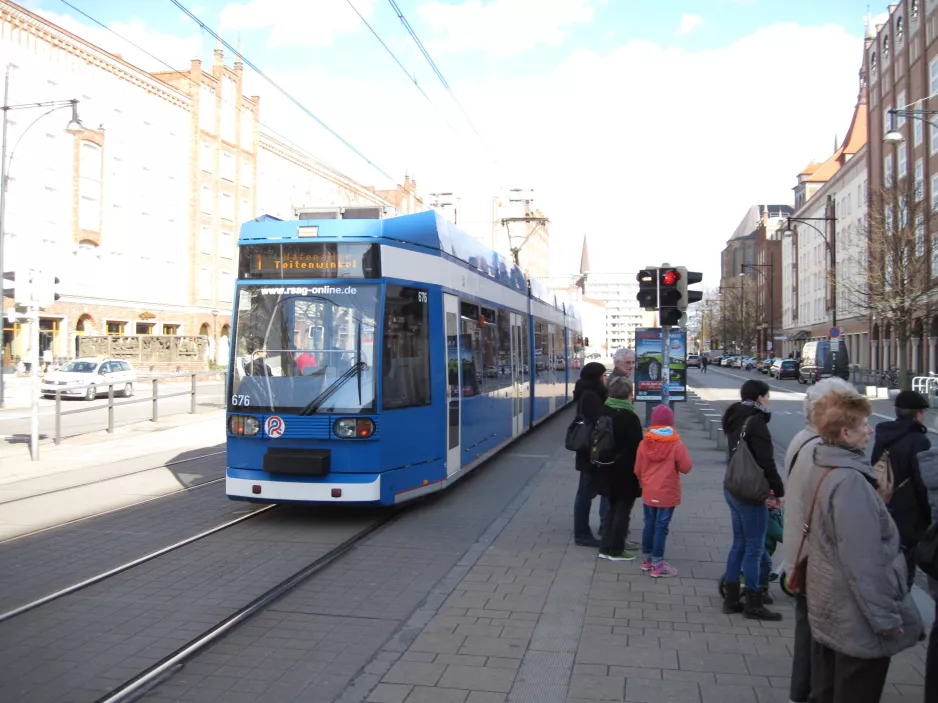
top-left (871, 390), bottom-right (933, 586)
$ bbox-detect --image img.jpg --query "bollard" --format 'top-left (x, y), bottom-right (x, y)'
top-left (152, 378), bottom-right (159, 422)
top-left (107, 384), bottom-right (115, 433)
top-left (702, 412), bottom-right (721, 429)
top-left (709, 419), bottom-right (722, 440)
top-left (716, 427), bottom-right (727, 450)
top-left (54, 390), bottom-right (62, 445)
top-left (695, 403), bottom-right (713, 423)
top-left (190, 373), bottom-right (197, 415)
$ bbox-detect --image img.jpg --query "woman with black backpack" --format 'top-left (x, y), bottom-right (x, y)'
top-left (572, 362), bottom-right (610, 547)
top-left (594, 377), bottom-right (644, 561)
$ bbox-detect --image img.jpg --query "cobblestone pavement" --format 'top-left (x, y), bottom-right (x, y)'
top-left (336, 404), bottom-right (929, 703)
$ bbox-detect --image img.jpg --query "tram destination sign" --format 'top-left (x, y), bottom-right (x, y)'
top-left (238, 242), bottom-right (381, 280)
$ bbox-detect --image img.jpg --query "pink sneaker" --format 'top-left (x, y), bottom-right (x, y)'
top-left (640, 557), bottom-right (653, 571)
top-left (650, 561), bottom-right (678, 578)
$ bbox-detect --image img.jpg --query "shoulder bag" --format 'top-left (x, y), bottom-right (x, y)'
top-left (723, 417), bottom-right (771, 503)
top-left (565, 399), bottom-right (593, 453)
top-left (787, 469), bottom-right (833, 596)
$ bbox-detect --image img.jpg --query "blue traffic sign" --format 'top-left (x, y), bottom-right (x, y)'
top-left (829, 327), bottom-right (841, 338)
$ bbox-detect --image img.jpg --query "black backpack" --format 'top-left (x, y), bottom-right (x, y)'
top-left (589, 415), bottom-right (618, 466)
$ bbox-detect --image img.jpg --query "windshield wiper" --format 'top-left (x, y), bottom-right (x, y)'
top-left (300, 361), bottom-right (367, 416)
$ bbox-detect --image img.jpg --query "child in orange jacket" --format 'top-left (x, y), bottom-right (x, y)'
top-left (634, 404), bottom-right (693, 577)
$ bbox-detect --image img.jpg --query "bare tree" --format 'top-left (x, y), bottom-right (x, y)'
top-left (720, 278), bottom-right (765, 356)
top-left (841, 176), bottom-right (936, 389)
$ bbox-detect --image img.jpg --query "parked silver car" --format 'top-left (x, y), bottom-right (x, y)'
top-left (41, 357), bottom-right (137, 400)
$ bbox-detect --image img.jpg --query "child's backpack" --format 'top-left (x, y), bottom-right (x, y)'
top-left (873, 450), bottom-right (894, 503)
top-left (589, 415), bottom-right (618, 466)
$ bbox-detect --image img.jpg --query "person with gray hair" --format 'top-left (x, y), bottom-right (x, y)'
top-left (607, 348), bottom-right (635, 387)
top-left (784, 377), bottom-right (854, 703)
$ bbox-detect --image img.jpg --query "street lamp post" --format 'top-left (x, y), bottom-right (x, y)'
top-left (0, 63), bottom-right (83, 411)
top-left (740, 257), bottom-right (775, 356)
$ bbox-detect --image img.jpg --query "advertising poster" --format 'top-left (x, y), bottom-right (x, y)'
top-left (634, 328), bottom-right (687, 402)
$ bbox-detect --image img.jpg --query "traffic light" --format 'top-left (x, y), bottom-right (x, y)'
top-left (33, 272), bottom-right (60, 308)
top-left (659, 267), bottom-right (682, 326)
top-left (636, 269), bottom-right (658, 309)
top-left (676, 267), bottom-right (703, 312)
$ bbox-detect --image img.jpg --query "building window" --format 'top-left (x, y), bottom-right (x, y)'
top-left (915, 159), bottom-right (924, 200)
top-left (220, 192), bottom-right (234, 221)
top-left (916, 215), bottom-right (925, 257)
top-left (913, 0), bottom-right (919, 20)
top-left (221, 77), bottom-right (236, 143)
top-left (240, 197), bottom-right (252, 221)
top-left (240, 107), bottom-right (254, 150)
top-left (200, 185), bottom-right (213, 214)
top-left (200, 224), bottom-right (213, 254)
top-left (896, 16), bottom-right (904, 43)
top-left (136, 323), bottom-right (154, 335)
top-left (220, 151), bottom-right (235, 181)
top-left (200, 141), bottom-right (213, 172)
top-left (884, 154), bottom-right (894, 186)
top-left (914, 101), bottom-right (924, 146)
top-left (381, 285), bottom-right (431, 409)
top-left (242, 159), bottom-right (252, 187)
top-left (220, 229), bottom-right (234, 258)
top-left (883, 34), bottom-right (889, 59)
top-left (931, 174), bottom-right (938, 211)
top-left (871, 51), bottom-right (877, 75)
top-left (162, 324), bottom-right (179, 335)
top-left (106, 321), bottom-right (125, 335)
top-left (199, 85), bottom-right (216, 134)
top-left (78, 142), bottom-right (102, 231)
top-left (198, 267), bottom-right (212, 300)
top-left (898, 144), bottom-right (908, 179)
top-left (218, 270), bottom-right (233, 302)
top-left (897, 91), bottom-right (906, 125)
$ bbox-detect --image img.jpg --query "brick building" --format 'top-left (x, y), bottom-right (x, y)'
top-left (0, 1), bottom-right (405, 370)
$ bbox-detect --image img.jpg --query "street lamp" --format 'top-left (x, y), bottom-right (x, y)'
top-left (0, 63), bottom-right (82, 409)
top-left (783, 209), bottom-right (837, 327)
top-left (883, 107), bottom-right (938, 145)
top-left (740, 259), bottom-right (775, 357)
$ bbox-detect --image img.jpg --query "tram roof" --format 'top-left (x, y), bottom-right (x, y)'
top-left (240, 211), bottom-right (580, 316)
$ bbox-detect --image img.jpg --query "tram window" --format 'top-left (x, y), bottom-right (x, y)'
top-left (497, 310), bottom-right (511, 380)
top-left (480, 307), bottom-right (498, 389)
top-left (460, 302), bottom-right (481, 397)
top-left (534, 320), bottom-right (548, 375)
top-left (382, 285), bottom-right (431, 409)
top-left (554, 327), bottom-right (565, 376)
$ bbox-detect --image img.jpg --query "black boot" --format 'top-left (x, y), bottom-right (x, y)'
top-left (760, 584), bottom-right (775, 605)
top-left (744, 589), bottom-right (782, 621)
top-left (723, 581), bottom-right (744, 614)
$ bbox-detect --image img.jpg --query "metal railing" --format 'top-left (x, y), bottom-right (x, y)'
top-left (51, 370), bottom-right (227, 445)
top-left (912, 376), bottom-right (938, 404)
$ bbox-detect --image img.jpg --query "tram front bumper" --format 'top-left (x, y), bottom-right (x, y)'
top-left (226, 474), bottom-right (382, 503)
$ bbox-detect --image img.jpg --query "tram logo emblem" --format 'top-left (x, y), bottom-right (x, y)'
top-left (265, 416), bottom-right (285, 438)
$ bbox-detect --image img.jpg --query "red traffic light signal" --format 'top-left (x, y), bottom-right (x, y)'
top-left (661, 269), bottom-right (681, 286)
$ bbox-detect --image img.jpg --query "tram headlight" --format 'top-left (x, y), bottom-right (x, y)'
top-left (333, 417), bottom-right (375, 439)
top-left (229, 415), bottom-right (260, 436)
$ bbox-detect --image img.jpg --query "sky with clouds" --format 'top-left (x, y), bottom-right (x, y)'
top-left (23, 0), bottom-right (876, 288)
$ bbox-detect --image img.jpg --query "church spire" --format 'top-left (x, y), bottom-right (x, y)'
top-left (579, 235), bottom-right (591, 275)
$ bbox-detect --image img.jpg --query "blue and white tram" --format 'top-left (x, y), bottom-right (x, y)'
top-left (225, 210), bottom-right (584, 505)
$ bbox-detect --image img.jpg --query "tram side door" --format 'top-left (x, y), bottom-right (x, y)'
top-left (547, 323), bottom-right (557, 414)
top-left (444, 294), bottom-right (462, 476)
top-left (510, 312), bottom-right (524, 437)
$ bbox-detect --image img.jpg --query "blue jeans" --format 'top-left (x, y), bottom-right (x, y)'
top-left (573, 470), bottom-right (609, 541)
top-left (642, 504), bottom-right (675, 561)
top-left (724, 488), bottom-right (768, 593)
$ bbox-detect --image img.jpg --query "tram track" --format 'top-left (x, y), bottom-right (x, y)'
top-left (0, 504), bottom-right (277, 624)
top-left (92, 511), bottom-right (400, 703)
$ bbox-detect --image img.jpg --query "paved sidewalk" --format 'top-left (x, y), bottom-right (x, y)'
top-left (0, 409), bottom-right (226, 540)
top-left (347, 404), bottom-right (928, 703)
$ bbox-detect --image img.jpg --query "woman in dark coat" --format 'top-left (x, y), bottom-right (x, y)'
top-left (721, 378), bottom-right (785, 621)
top-left (573, 362), bottom-right (610, 546)
top-left (596, 377), bottom-right (644, 560)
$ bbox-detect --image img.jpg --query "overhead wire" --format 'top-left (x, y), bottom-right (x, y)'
top-left (385, 0), bottom-right (485, 144)
top-left (167, 0), bottom-right (394, 181)
top-left (344, 0), bottom-right (462, 140)
top-left (54, 0), bottom-right (377, 191)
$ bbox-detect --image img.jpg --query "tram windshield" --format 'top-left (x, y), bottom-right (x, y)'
top-left (230, 283), bottom-right (378, 414)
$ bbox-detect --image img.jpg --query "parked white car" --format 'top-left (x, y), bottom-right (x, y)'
top-left (41, 357), bottom-right (137, 400)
